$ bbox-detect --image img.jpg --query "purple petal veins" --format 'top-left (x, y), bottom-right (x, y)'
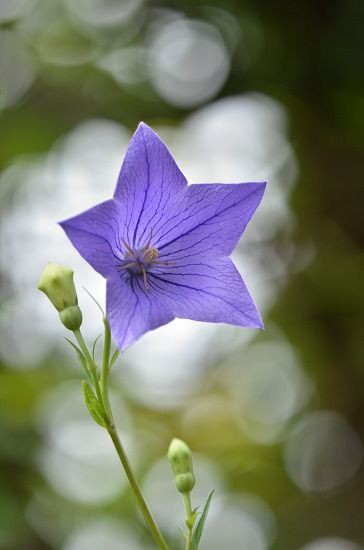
top-left (60, 122), bottom-right (266, 350)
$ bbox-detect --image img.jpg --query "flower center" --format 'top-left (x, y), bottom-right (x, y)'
top-left (123, 246), bottom-right (159, 275)
top-left (117, 235), bottom-right (169, 290)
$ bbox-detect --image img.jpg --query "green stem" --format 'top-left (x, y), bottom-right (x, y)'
top-left (73, 328), bottom-right (103, 404)
top-left (183, 493), bottom-right (193, 550)
top-left (99, 319), bottom-right (169, 550)
top-left (100, 317), bottom-right (112, 419)
top-left (107, 425), bottom-right (169, 550)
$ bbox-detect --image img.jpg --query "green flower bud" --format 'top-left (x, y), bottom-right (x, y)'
top-left (167, 438), bottom-right (195, 494)
top-left (59, 305), bottom-right (83, 331)
top-left (175, 472), bottom-right (195, 494)
top-left (38, 263), bottom-right (82, 330)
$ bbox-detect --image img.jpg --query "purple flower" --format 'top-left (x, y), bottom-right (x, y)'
top-left (60, 123), bottom-right (266, 350)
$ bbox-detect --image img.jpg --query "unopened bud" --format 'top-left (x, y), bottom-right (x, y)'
top-left (175, 472), bottom-right (195, 494)
top-left (59, 305), bottom-right (83, 331)
top-left (168, 438), bottom-right (195, 494)
top-left (38, 263), bottom-right (82, 330)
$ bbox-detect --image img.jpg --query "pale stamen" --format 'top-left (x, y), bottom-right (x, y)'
top-left (117, 234), bottom-right (171, 290)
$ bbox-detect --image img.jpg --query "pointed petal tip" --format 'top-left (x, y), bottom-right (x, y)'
top-left (136, 120), bottom-right (153, 134)
top-left (248, 179), bottom-right (267, 212)
top-left (135, 121), bottom-right (164, 141)
top-left (243, 315), bottom-right (264, 330)
top-left (130, 120), bottom-right (160, 145)
top-left (239, 321), bottom-right (264, 332)
top-left (243, 303), bottom-right (264, 330)
top-left (58, 214), bottom-right (77, 229)
top-left (58, 219), bottom-right (67, 231)
top-left (127, 121), bottom-right (149, 142)
top-left (253, 309), bottom-right (264, 330)
top-left (58, 218), bottom-right (74, 234)
top-left (256, 180), bottom-right (268, 193)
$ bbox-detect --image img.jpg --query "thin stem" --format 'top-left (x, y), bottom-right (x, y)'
top-left (73, 328), bottom-right (103, 404)
top-left (99, 319), bottom-right (169, 550)
top-left (100, 317), bottom-right (112, 419)
top-left (183, 493), bottom-right (193, 550)
top-left (107, 424), bottom-right (169, 549)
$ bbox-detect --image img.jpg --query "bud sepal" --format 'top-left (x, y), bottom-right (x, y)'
top-left (59, 305), bottom-right (83, 331)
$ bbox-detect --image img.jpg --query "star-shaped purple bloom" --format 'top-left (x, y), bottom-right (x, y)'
top-left (60, 122), bottom-right (266, 351)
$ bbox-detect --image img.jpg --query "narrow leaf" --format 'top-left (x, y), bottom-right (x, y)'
top-left (82, 286), bottom-right (104, 315)
top-left (109, 348), bottom-right (120, 370)
top-left (191, 490), bottom-right (215, 550)
top-left (64, 337), bottom-right (92, 384)
top-left (82, 381), bottom-right (108, 428)
top-left (92, 334), bottom-right (102, 361)
top-left (186, 509), bottom-right (199, 530)
top-left (64, 336), bottom-right (83, 356)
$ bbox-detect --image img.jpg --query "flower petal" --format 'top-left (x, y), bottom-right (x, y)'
top-left (59, 200), bottom-right (121, 278)
top-left (155, 182), bottom-right (266, 261)
top-left (149, 256), bottom-right (263, 328)
top-left (106, 273), bottom-right (175, 350)
top-left (113, 122), bottom-right (187, 249)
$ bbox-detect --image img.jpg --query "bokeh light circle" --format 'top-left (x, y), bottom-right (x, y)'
top-left (147, 18), bottom-right (230, 107)
top-left (300, 537), bottom-right (363, 550)
top-left (63, 518), bottom-right (147, 550)
top-left (35, 381), bottom-right (134, 504)
top-left (284, 410), bottom-right (363, 493)
top-left (66, 0), bottom-right (143, 28)
top-left (200, 494), bottom-right (274, 550)
top-left (231, 339), bottom-right (313, 443)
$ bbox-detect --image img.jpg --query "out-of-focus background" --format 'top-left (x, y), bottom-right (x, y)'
top-left (1, 0), bottom-right (364, 549)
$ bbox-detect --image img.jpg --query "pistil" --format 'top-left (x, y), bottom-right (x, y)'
top-left (117, 235), bottom-right (168, 289)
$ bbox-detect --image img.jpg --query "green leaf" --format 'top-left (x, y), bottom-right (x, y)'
top-left (186, 509), bottom-right (199, 530)
top-left (92, 334), bottom-right (102, 361)
top-left (82, 381), bottom-right (108, 428)
top-left (82, 286), bottom-right (104, 315)
top-left (64, 337), bottom-right (92, 384)
top-left (109, 348), bottom-right (120, 370)
top-left (191, 490), bottom-right (214, 550)
top-left (64, 336), bottom-right (83, 357)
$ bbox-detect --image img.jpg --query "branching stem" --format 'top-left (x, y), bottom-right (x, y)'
top-left (74, 321), bottom-right (169, 550)
top-left (73, 328), bottom-right (103, 404)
